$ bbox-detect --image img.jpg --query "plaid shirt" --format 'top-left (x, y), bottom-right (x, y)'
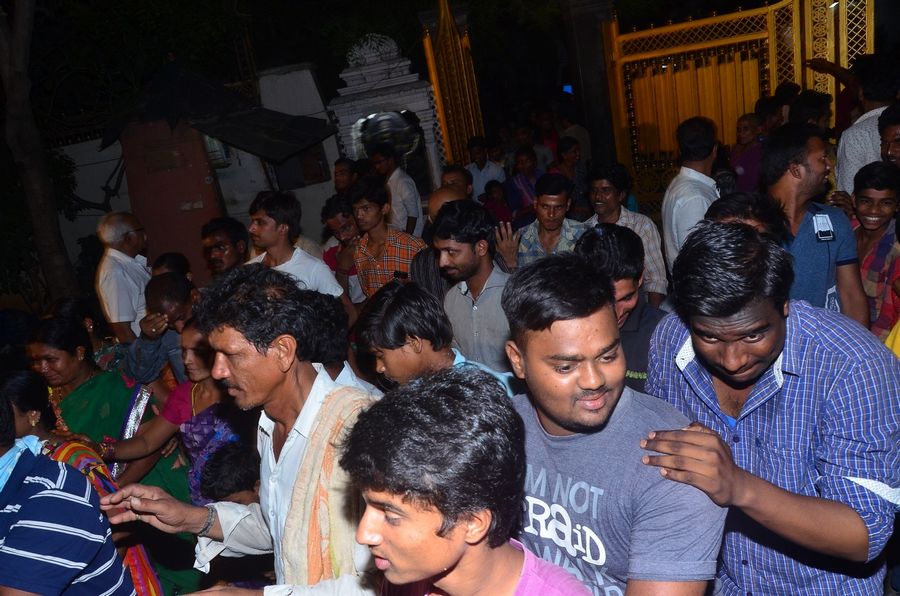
top-left (858, 226), bottom-right (900, 341)
top-left (646, 301), bottom-right (900, 595)
top-left (585, 207), bottom-right (668, 295)
top-left (355, 228), bottom-right (425, 297)
top-left (517, 218), bottom-right (585, 267)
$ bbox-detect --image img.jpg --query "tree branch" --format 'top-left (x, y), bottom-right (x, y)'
top-left (11, 0), bottom-right (36, 76)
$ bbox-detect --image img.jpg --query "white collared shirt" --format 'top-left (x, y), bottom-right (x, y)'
top-left (195, 364), bottom-right (375, 595)
top-left (466, 160), bottom-right (506, 199)
top-left (661, 166), bottom-right (719, 273)
top-left (249, 247), bottom-right (343, 297)
top-left (836, 106), bottom-right (887, 193)
top-left (96, 248), bottom-right (151, 337)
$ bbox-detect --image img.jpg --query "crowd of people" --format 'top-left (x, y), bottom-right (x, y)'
top-left (0, 54), bottom-right (898, 596)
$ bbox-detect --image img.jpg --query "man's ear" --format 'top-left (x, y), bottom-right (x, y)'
top-left (505, 340), bottom-right (526, 380)
top-left (788, 162), bottom-right (803, 180)
top-left (75, 346), bottom-right (86, 362)
top-left (407, 336), bottom-right (424, 354)
top-left (190, 288), bottom-right (201, 305)
top-left (475, 239), bottom-right (489, 257)
top-left (462, 510), bottom-right (492, 545)
top-left (271, 334), bottom-right (298, 372)
top-left (782, 301), bottom-right (790, 319)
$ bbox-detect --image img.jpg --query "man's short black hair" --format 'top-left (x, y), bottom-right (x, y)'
top-left (249, 191), bottom-right (302, 243)
top-left (853, 161), bottom-right (900, 195)
top-left (145, 272), bottom-right (194, 313)
top-left (672, 221), bottom-right (793, 319)
top-left (152, 252), bottom-right (191, 276)
top-left (773, 81), bottom-right (801, 105)
top-left (295, 289), bottom-right (348, 365)
top-left (370, 142), bottom-right (398, 162)
top-left (349, 176), bottom-right (390, 207)
top-left (201, 217), bottom-right (249, 246)
top-left (196, 263), bottom-right (319, 360)
top-left (502, 254), bottom-right (614, 343)
top-left (321, 194), bottom-right (353, 223)
top-left (467, 136), bottom-right (487, 150)
top-left (754, 96), bottom-right (781, 120)
top-left (788, 90), bottom-right (831, 125)
top-left (676, 117), bottom-right (717, 162)
top-left (589, 163), bottom-right (632, 195)
top-left (514, 145), bottom-right (537, 161)
top-left (575, 224), bottom-right (644, 282)
top-left (334, 157), bottom-right (355, 170)
top-left (441, 164), bottom-right (473, 186)
top-left (534, 173), bottom-right (572, 198)
top-left (431, 200), bottom-right (496, 255)
top-left (200, 442), bottom-right (260, 501)
top-left (339, 366), bottom-right (524, 548)
top-left (705, 192), bottom-right (790, 241)
top-left (557, 136), bottom-right (579, 158)
top-left (356, 281), bottom-right (453, 351)
top-left (878, 102), bottom-right (900, 136)
top-left (760, 123), bottom-right (826, 188)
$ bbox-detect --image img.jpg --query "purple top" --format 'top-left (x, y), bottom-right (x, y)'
top-left (730, 142), bottom-right (763, 193)
top-left (181, 403), bottom-right (239, 505)
top-left (381, 539), bottom-right (590, 595)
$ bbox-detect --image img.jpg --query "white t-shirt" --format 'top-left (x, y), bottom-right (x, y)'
top-left (248, 247), bottom-right (343, 297)
top-left (661, 167), bottom-right (719, 273)
top-left (386, 168), bottom-right (424, 237)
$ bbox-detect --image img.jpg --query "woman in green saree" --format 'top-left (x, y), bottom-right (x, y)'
top-left (27, 316), bottom-right (200, 595)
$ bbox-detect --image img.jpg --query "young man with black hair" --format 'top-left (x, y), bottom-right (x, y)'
top-left (466, 135), bottom-right (506, 200)
top-left (201, 216), bottom-right (249, 277)
top-left (584, 163), bottom-right (667, 306)
top-left (0, 376), bottom-right (135, 595)
top-left (340, 367), bottom-right (589, 595)
top-left (645, 221), bottom-right (900, 595)
top-left (370, 142), bottom-right (424, 237)
top-left (410, 185), bottom-right (468, 300)
top-left (320, 194), bottom-right (366, 305)
top-left (763, 123), bottom-right (869, 326)
top-left (852, 161), bottom-right (900, 340)
top-left (246, 191), bottom-right (343, 296)
top-left (836, 54), bottom-right (900, 192)
top-left (433, 200), bottom-right (511, 372)
top-left (351, 177), bottom-right (425, 298)
top-left (102, 264), bottom-right (378, 595)
top-left (501, 254), bottom-right (725, 594)
top-left (661, 116), bottom-right (720, 273)
top-left (880, 102), bottom-right (900, 168)
top-left (125, 271), bottom-right (198, 384)
top-left (788, 89), bottom-right (833, 130)
top-left (501, 173), bottom-right (585, 269)
top-left (575, 224), bottom-right (666, 393)
top-left (356, 280), bottom-right (512, 393)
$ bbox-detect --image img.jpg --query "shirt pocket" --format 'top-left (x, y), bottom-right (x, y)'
top-left (755, 441), bottom-right (818, 497)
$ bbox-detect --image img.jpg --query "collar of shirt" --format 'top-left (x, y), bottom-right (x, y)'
top-left (521, 218), bottom-right (583, 246)
top-left (853, 105), bottom-right (887, 125)
top-left (106, 247), bottom-right (149, 269)
top-left (257, 362), bottom-right (337, 441)
top-left (676, 166), bottom-right (717, 189)
top-left (455, 265), bottom-right (508, 297)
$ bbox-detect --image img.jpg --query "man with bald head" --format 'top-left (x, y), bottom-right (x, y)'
top-left (96, 211), bottom-right (151, 343)
top-left (411, 185), bottom-right (469, 299)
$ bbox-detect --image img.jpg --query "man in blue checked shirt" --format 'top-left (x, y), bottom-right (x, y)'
top-left (644, 221), bottom-right (900, 595)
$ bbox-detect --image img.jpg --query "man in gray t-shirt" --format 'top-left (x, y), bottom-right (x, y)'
top-left (501, 254), bottom-right (726, 595)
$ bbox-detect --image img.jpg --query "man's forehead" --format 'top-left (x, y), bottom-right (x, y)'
top-left (203, 231), bottom-right (234, 245)
top-left (537, 193), bottom-right (568, 204)
top-left (882, 125), bottom-right (900, 140)
top-left (689, 301), bottom-right (779, 332)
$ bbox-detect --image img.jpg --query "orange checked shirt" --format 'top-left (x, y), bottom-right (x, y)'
top-left (355, 228), bottom-right (425, 297)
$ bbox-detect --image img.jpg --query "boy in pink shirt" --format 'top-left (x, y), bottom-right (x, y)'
top-left (339, 367), bottom-right (588, 596)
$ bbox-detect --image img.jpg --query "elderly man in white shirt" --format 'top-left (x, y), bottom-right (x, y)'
top-left (661, 117), bottom-right (720, 273)
top-left (95, 211), bottom-right (151, 343)
top-left (102, 264), bottom-right (378, 596)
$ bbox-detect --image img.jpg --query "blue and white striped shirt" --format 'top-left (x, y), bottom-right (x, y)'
top-left (646, 301), bottom-right (900, 595)
top-left (0, 449), bottom-right (134, 595)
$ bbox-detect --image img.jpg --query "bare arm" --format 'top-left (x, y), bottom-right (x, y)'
top-left (626, 580), bottom-right (707, 596)
top-left (836, 263), bottom-right (870, 328)
top-left (109, 416), bottom-right (179, 461)
top-left (642, 425), bottom-right (870, 561)
top-left (0, 587), bottom-right (40, 596)
top-left (108, 321), bottom-right (136, 344)
top-left (101, 483), bottom-right (222, 541)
